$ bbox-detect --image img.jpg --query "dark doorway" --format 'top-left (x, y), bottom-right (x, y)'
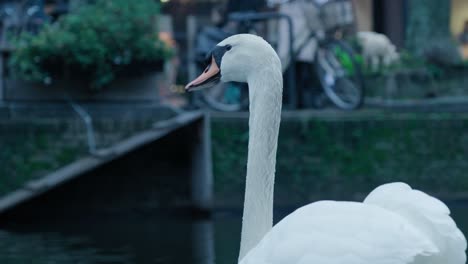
top-left (372, 0), bottom-right (406, 48)
top-left (372, 0), bottom-right (385, 34)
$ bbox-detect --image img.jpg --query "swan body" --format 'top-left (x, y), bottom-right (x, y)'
top-left (186, 34), bottom-right (467, 264)
top-left (240, 182), bottom-right (466, 264)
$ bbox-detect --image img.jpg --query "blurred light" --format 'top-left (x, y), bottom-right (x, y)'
top-left (161, 0), bottom-right (170, 3)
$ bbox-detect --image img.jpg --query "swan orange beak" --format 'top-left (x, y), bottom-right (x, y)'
top-left (185, 57), bottom-right (221, 92)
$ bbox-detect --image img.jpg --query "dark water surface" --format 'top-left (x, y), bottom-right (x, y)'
top-left (0, 206), bottom-right (467, 264)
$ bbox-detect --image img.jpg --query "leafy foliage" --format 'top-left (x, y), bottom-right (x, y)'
top-left (332, 45), bottom-right (361, 75)
top-left (9, 0), bottom-right (173, 89)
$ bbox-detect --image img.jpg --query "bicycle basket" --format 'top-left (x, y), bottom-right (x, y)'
top-left (319, 0), bottom-right (355, 32)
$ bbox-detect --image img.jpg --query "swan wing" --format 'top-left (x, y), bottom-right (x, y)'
top-left (364, 182), bottom-right (467, 264)
top-left (240, 201), bottom-right (438, 264)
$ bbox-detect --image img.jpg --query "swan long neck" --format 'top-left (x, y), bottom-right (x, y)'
top-left (239, 66), bottom-right (283, 261)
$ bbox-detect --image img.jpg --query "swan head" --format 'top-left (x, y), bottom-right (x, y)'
top-left (186, 34), bottom-right (281, 91)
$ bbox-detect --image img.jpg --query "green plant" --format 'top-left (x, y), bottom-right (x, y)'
top-left (332, 45), bottom-right (362, 75)
top-left (9, 0), bottom-right (173, 89)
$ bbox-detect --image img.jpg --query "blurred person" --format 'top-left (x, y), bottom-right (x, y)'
top-left (44, 0), bottom-right (72, 23)
top-left (459, 20), bottom-right (468, 60)
top-left (459, 20), bottom-right (468, 45)
top-left (226, 0), bottom-right (267, 14)
top-left (211, 0), bottom-right (268, 28)
top-left (158, 15), bottom-right (186, 108)
top-left (222, 0), bottom-right (268, 33)
top-left (270, 0), bottom-right (323, 107)
top-left (196, 0), bottom-right (268, 61)
top-left (210, 3), bottom-right (226, 27)
top-left (271, 0), bottom-right (322, 70)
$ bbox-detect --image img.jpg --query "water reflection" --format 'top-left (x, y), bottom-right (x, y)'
top-left (0, 214), bottom-right (196, 263)
top-left (193, 220), bottom-right (215, 264)
top-left (0, 206), bottom-right (466, 264)
top-left (0, 230), bottom-right (132, 263)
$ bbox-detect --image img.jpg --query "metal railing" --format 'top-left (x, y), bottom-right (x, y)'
top-left (65, 97), bottom-right (98, 155)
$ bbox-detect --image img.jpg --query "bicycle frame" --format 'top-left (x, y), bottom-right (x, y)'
top-left (217, 0), bottom-right (358, 110)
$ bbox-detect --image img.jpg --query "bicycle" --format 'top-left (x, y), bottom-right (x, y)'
top-left (1, 0), bottom-right (49, 46)
top-left (304, 0), bottom-right (364, 110)
top-left (193, 0), bottom-right (364, 111)
top-left (192, 12), bottom-right (296, 111)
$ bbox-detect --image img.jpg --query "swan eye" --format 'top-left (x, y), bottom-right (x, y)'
top-left (226, 45), bottom-right (232, 51)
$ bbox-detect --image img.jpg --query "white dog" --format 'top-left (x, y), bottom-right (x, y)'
top-left (357, 31), bottom-right (400, 71)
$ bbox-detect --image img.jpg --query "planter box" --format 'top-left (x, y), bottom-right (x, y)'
top-left (4, 72), bottom-right (164, 102)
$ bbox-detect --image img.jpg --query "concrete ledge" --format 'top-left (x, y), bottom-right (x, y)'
top-left (4, 102), bottom-right (176, 120)
top-left (366, 96), bottom-right (468, 111)
top-left (211, 108), bottom-right (468, 121)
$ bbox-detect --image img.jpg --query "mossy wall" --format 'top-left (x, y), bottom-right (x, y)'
top-left (0, 119), bottom-right (155, 196)
top-left (212, 112), bottom-right (468, 206)
top-left (3, 112), bottom-right (468, 207)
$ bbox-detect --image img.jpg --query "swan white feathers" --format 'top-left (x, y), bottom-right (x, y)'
top-left (365, 182), bottom-right (467, 264)
top-left (241, 182), bottom-right (466, 264)
top-left (186, 34), bottom-right (467, 264)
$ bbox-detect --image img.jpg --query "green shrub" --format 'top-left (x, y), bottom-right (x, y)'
top-left (9, 0), bottom-right (173, 90)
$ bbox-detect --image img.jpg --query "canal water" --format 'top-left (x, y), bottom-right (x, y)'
top-left (0, 206), bottom-right (467, 263)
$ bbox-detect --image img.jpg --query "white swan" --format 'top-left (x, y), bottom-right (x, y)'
top-left (186, 34), bottom-right (467, 264)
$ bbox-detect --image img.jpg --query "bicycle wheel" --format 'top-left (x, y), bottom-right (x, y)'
top-left (314, 39), bottom-right (364, 110)
top-left (200, 81), bottom-right (249, 112)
